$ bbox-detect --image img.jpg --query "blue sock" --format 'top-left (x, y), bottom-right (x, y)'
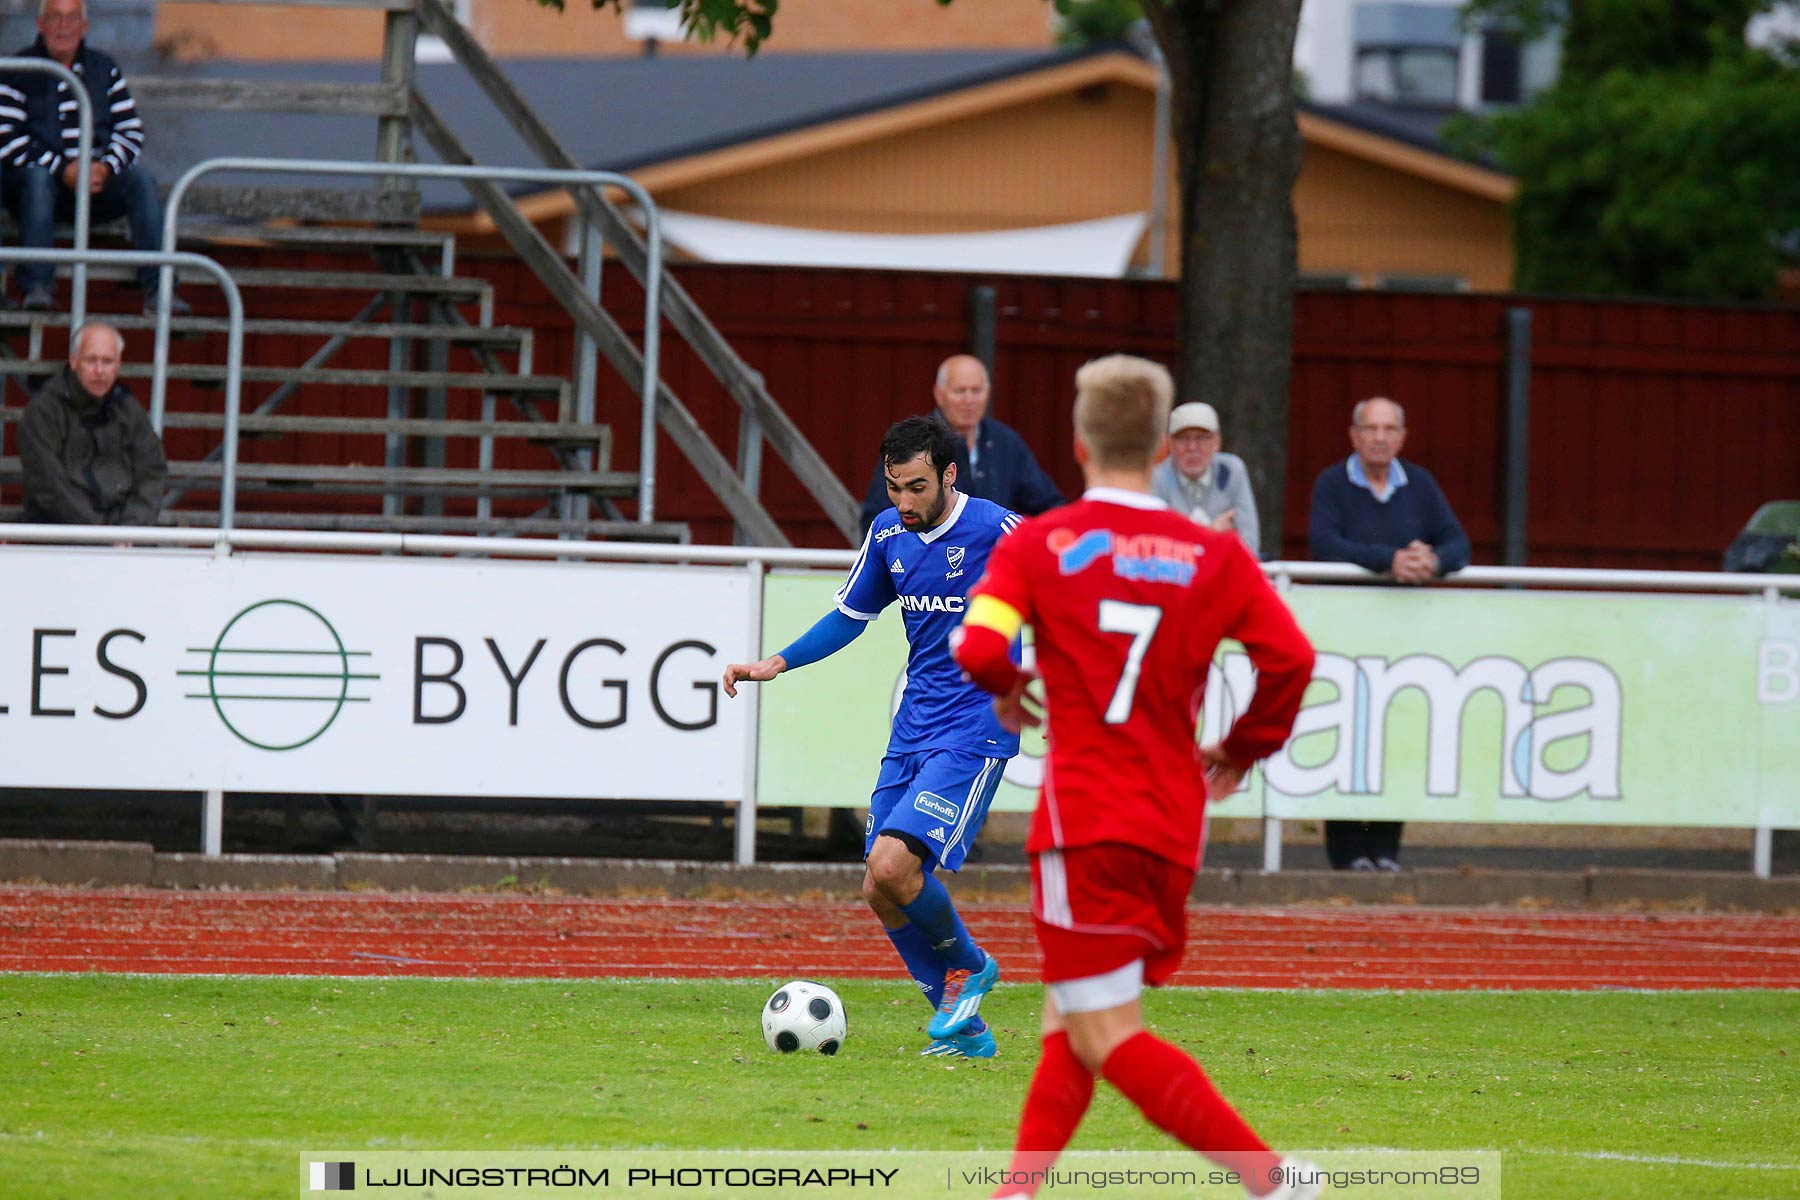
top-left (884, 921), bottom-right (946, 1009)
top-left (881, 924), bottom-right (987, 1036)
top-left (897, 873), bottom-right (986, 975)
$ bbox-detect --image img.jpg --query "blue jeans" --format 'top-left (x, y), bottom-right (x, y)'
top-left (2, 161), bottom-right (167, 291)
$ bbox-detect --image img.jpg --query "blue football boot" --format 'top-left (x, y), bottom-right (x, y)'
top-left (928, 952), bottom-right (1000, 1039)
top-left (921, 1026), bottom-right (998, 1058)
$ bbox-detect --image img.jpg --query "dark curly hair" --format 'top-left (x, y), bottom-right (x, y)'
top-left (879, 414), bottom-right (960, 483)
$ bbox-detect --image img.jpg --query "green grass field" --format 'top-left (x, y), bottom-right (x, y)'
top-left (2, 974), bottom-right (1796, 1199)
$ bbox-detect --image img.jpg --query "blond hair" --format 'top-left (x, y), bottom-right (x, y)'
top-left (1073, 354), bottom-right (1173, 469)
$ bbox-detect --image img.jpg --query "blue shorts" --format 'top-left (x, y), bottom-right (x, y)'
top-left (864, 748), bottom-right (1008, 874)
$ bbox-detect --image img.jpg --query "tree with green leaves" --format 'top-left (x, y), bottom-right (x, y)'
top-left (536, 0), bottom-right (1306, 551)
top-left (1462, 0), bottom-right (1800, 299)
top-left (1054, 0), bottom-right (1143, 46)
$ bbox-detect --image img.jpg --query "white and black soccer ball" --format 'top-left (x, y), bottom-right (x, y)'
top-left (761, 980), bottom-right (847, 1056)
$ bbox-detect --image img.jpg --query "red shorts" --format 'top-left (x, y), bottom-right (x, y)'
top-left (1030, 843), bottom-right (1194, 986)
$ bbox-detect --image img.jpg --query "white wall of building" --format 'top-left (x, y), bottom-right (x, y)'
top-left (1296, 0), bottom-right (1558, 109)
top-left (1295, 0), bottom-right (1362, 103)
top-left (1301, 0), bottom-right (1792, 111)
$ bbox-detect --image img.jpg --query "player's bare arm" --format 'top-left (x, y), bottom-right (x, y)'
top-left (722, 653), bottom-right (788, 698)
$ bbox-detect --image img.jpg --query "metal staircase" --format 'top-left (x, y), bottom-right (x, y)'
top-left (0, 0), bottom-right (860, 547)
top-left (0, 221), bottom-right (679, 540)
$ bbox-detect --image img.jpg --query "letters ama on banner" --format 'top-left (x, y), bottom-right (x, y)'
top-left (1216, 652), bottom-right (1625, 803)
top-left (977, 651), bottom-right (1625, 804)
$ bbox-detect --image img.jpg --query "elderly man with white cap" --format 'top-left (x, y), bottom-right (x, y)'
top-left (1149, 401), bottom-right (1261, 557)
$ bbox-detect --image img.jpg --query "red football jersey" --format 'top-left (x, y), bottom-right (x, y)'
top-left (969, 488), bottom-right (1315, 870)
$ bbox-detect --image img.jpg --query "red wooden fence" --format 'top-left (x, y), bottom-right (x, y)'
top-left (9, 252), bottom-right (1795, 571)
top-left (532, 261), bottom-right (1800, 570)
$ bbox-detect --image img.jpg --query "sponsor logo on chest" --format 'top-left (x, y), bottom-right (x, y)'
top-left (899, 594), bottom-right (965, 613)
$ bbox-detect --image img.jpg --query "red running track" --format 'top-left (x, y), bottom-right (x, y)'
top-left (3, 886), bottom-right (1799, 989)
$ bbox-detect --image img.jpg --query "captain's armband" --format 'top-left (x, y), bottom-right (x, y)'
top-left (963, 593), bottom-right (1024, 640)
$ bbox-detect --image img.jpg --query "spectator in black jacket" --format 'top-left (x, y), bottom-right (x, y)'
top-left (1308, 395), bottom-right (1469, 873)
top-left (21, 320), bottom-right (166, 526)
top-left (0, 0), bottom-right (188, 313)
top-left (858, 354), bottom-right (1062, 532)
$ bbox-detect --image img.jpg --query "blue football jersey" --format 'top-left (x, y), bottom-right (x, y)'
top-left (836, 492), bottom-right (1023, 757)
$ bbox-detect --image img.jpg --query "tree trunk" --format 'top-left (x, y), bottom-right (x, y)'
top-left (1143, 0), bottom-right (1304, 561)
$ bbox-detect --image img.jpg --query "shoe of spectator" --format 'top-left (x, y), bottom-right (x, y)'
top-left (144, 289), bottom-right (193, 317)
top-left (21, 284), bottom-right (53, 311)
top-left (1348, 856), bottom-right (1378, 871)
top-left (1375, 856), bottom-right (1402, 872)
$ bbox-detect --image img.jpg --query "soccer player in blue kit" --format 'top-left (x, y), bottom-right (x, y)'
top-left (724, 415), bottom-right (1021, 1058)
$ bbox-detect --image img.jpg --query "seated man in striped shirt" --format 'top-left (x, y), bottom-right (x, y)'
top-left (0, 0), bottom-right (188, 314)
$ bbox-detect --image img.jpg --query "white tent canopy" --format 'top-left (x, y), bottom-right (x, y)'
top-left (651, 210), bottom-right (1151, 278)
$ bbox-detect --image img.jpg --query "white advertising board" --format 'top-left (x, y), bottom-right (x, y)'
top-left (0, 546), bottom-right (750, 801)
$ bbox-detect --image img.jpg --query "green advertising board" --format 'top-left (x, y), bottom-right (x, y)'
top-left (1264, 587), bottom-right (1771, 826)
top-left (1759, 600), bottom-right (1800, 829)
top-left (757, 571), bottom-right (1797, 830)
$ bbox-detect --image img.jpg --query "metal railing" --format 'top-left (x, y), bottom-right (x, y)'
top-left (1261, 560), bottom-right (1800, 595)
top-left (0, 57), bottom-right (92, 327)
top-left (1, 246), bottom-right (245, 529)
top-left (5, 524), bottom-right (1798, 592)
top-left (152, 157), bottom-right (664, 520)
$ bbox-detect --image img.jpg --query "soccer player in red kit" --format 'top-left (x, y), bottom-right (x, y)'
top-left (952, 355), bottom-right (1321, 1200)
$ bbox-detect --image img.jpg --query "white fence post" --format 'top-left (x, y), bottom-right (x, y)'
top-left (203, 790), bottom-right (224, 857)
top-left (736, 559), bottom-right (766, 867)
top-left (1262, 817), bottom-right (1283, 873)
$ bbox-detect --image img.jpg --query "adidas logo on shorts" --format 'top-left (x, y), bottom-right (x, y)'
top-left (926, 827), bottom-right (947, 844)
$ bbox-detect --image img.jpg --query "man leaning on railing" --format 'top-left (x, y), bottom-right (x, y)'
top-left (1308, 395), bottom-right (1470, 874)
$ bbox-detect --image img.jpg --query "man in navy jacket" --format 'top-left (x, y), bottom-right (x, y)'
top-left (0, 0), bottom-right (188, 313)
top-left (1309, 396), bottom-right (1469, 872)
top-left (858, 354), bottom-right (1062, 534)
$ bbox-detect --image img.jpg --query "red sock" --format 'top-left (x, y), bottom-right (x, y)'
top-left (1100, 1030), bottom-right (1283, 1197)
top-left (993, 1031), bottom-right (1094, 1198)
